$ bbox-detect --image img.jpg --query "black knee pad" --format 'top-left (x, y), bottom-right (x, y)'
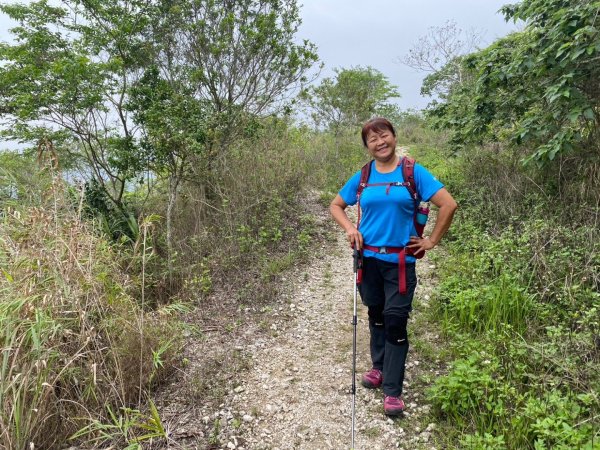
top-left (368, 305), bottom-right (384, 328)
top-left (385, 315), bottom-right (408, 346)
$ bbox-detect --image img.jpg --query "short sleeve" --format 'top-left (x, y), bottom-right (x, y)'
top-left (338, 170), bottom-right (362, 206)
top-left (414, 163), bottom-right (444, 201)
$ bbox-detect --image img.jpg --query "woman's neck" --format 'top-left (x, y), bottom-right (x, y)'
top-left (374, 154), bottom-right (399, 173)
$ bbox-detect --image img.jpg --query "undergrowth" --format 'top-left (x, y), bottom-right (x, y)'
top-left (1, 116), bottom-right (342, 447)
top-left (411, 143), bottom-right (600, 449)
top-left (0, 174), bottom-right (179, 448)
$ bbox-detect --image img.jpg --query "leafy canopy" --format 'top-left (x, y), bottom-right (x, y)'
top-left (427, 0), bottom-right (600, 163)
top-left (301, 66), bottom-right (400, 132)
top-left (0, 0), bottom-right (318, 245)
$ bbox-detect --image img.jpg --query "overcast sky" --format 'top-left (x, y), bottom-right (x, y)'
top-left (0, 0), bottom-right (518, 113)
top-left (298, 0), bottom-right (519, 110)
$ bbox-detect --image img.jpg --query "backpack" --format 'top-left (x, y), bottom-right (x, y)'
top-left (353, 156), bottom-right (430, 294)
top-left (355, 156), bottom-right (428, 252)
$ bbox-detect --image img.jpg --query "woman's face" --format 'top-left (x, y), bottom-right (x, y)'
top-left (365, 128), bottom-right (397, 162)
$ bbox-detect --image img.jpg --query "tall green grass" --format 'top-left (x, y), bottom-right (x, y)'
top-left (442, 273), bottom-right (532, 335)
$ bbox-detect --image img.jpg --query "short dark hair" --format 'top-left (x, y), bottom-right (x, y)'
top-left (361, 117), bottom-right (396, 147)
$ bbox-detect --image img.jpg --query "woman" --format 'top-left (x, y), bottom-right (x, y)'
top-left (330, 117), bottom-right (457, 415)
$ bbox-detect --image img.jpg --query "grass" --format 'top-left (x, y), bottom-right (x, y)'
top-left (0, 181), bottom-right (179, 449)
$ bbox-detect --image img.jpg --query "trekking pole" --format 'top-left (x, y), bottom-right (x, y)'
top-left (351, 248), bottom-right (361, 449)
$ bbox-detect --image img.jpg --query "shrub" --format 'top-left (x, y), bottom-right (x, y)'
top-left (0, 182), bottom-right (178, 448)
top-left (518, 391), bottom-right (598, 450)
top-left (427, 350), bottom-right (516, 430)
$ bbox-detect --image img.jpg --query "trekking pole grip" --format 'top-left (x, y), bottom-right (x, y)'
top-left (353, 248), bottom-right (363, 285)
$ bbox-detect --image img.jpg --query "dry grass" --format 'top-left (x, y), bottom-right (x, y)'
top-left (0, 176), bottom-right (179, 449)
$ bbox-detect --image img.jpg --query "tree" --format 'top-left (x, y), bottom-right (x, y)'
top-left (399, 20), bottom-right (482, 99)
top-left (426, 0), bottom-right (600, 163)
top-left (0, 0), bottom-right (318, 170)
top-left (301, 66), bottom-right (401, 134)
top-left (175, 0), bottom-right (318, 151)
top-left (0, 0), bottom-right (154, 215)
top-left (127, 0), bottom-right (318, 269)
top-left (128, 66), bottom-right (209, 280)
top-left (0, 0), bottom-right (318, 241)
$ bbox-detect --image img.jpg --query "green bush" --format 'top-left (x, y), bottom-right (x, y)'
top-left (416, 141), bottom-right (599, 449)
top-left (519, 391), bottom-right (598, 450)
top-left (427, 350), bottom-right (516, 429)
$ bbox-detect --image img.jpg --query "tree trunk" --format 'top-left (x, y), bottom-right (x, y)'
top-left (166, 173), bottom-right (180, 288)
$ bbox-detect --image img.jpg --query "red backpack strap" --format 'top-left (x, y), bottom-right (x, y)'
top-left (401, 156), bottom-right (419, 202)
top-left (356, 160), bottom-right (372, 230)
top-left (357, 160), bottom-right (372, 200)
top-left (402, 157), bottom-right (426, 259)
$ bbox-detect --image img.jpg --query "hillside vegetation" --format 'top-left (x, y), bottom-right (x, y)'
top-left (411, 1), bottom-right (600, 448)
top-left (0, 0), bottom-right (598, 448)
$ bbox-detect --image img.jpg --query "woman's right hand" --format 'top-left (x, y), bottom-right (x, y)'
top-left (345, 225), bottom-right (363, 250)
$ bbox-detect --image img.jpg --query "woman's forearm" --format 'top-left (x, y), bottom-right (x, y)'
top-left (330, 196), bottom-right (363, 249)
top-left (330, 203), bottom-right (354, 232)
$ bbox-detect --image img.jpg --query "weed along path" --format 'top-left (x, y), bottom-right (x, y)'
top-left (157, 188), bottom-right (445, 449)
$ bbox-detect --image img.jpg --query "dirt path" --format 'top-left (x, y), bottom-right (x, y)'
top-left (157, 187), bottom-right (445, 450)
top-left (212, 208), bottom-right (441, 450)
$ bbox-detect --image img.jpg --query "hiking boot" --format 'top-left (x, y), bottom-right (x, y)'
top-left (384, 395), bottom-right (405, 416)
top-left (361, 368), bottom-right (383, 389)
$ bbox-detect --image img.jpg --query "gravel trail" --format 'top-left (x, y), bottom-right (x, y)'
top-left (157, 184), bottom-right (444, 450)
top-left (207, 203), bottom-right (442, 450)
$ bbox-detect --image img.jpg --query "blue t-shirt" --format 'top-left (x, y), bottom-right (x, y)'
top-left (339, 160), bottom-right (444, 263)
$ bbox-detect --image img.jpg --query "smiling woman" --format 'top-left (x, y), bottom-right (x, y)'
top-left (329, 116), bottom-right (457, 416)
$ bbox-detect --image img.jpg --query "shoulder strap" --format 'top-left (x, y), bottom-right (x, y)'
top-left (402, 156), bottom-right (428, 248)
top-left (401, 157), bottom-right (419, 201)
top-left (355, 160), bottom-right (373, 231)
top-left (356, 160), bottom-right (372, 201)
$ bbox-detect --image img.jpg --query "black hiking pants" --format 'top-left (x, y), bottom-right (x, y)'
top-left (358, 256), bottom-right (417, 397)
